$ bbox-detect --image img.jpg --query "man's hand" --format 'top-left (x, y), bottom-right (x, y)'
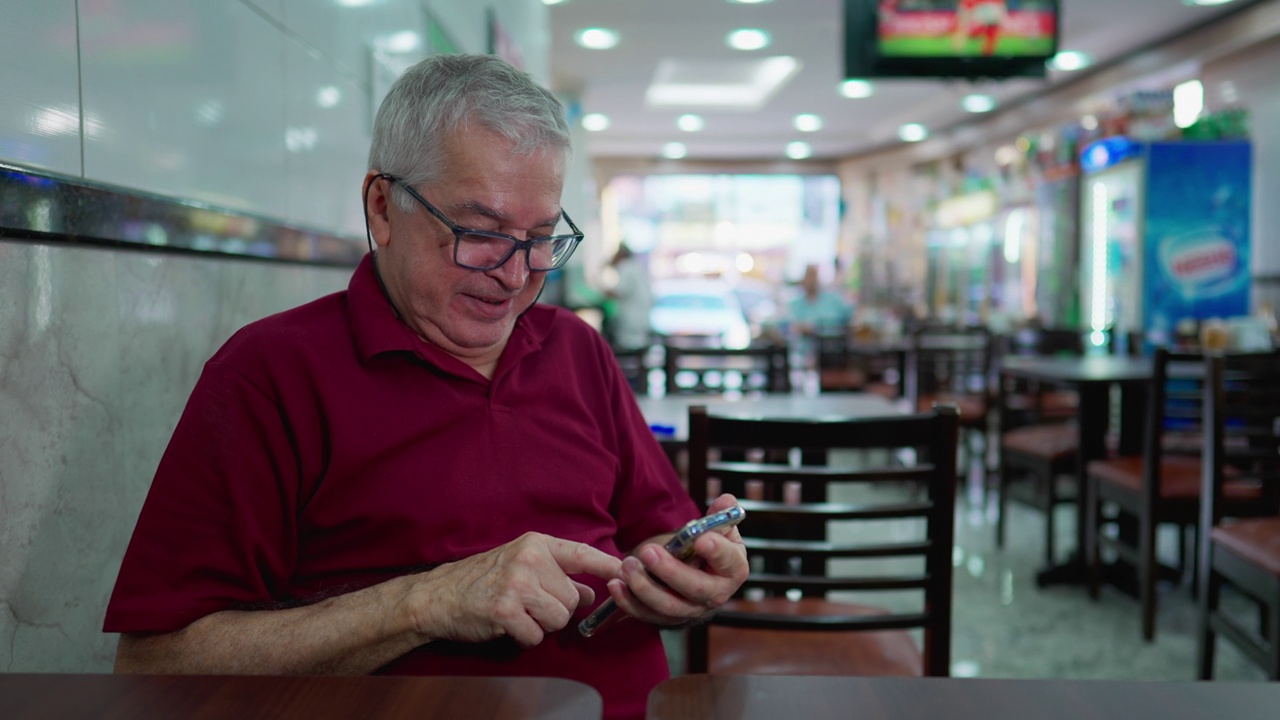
top-left (408, 533), bottom-right (622, 647)
top-left (606, 494), bottom-right (749, 626)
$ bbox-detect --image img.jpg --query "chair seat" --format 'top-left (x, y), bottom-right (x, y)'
top-left (1004, 390), bottom-right (1079, 421)
top-left (918, 393), bottom-right (986, 426)
top-left (1212, 518), bottom-right (1280, 578)
top-left (864, 381), bottom-right (900, 399)
top-left (819, 367), bottom-right (867, 391)
top-left (1088, 455), bottom-right (1260, 501)
top-left (707, 598), bottom-right (922, 676)
top-left (1002, 423), bottom-right (1077, 461)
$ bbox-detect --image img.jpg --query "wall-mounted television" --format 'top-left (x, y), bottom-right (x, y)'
top-left (844, 0), bottom-right (1060, 80)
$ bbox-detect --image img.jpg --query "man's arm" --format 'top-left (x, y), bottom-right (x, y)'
top-left (115, 533), bottom-right (622, 674)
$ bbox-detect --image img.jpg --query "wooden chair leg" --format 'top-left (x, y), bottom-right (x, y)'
top-left (1268, 593), bottom-right (1280, 681)
top-left (1085, 479), bottom-right (1101, 601)
top-left (1043, 470), bottom-right (1057, 568)
top-left (1196, 548), bottom-right (1217, 680)
top-left (1139, 513), bottom-right (1158, 642)
top-left (996, 453), bottom-right (1009, 548)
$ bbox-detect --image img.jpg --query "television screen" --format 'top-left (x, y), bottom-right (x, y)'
top-left (845, 0), bottom-right (1060, 80)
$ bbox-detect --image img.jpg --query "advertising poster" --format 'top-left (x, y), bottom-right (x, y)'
top-left (1143, 141), bottom-right (1252, 335)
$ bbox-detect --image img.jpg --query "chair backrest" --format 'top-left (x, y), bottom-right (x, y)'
top-left (664, 343), bottom-right (790, 395)
top-left (686, 403), bottom-right (960, 677)
top-left (905, 327), bottom-right (993, 402)
top-left (1201, 351), bottom-right (1280, 528)
top-left (611, 344), bottom-right (655, 395)
top-left (1140, 347), bottom-right (1209, 499)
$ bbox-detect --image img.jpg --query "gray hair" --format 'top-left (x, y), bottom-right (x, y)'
top-left (368, 54), bottom-right (572, 213)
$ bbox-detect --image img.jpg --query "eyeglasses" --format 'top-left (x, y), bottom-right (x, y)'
top-left (377, 174), bottom-right (583, 272)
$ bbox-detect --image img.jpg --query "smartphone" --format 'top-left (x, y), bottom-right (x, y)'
top-left (578, 504), bottom-right (745, 638)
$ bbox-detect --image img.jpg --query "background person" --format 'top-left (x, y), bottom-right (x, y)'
top-left (605, 242), bottom-right (653, 349)
top-left (103, 54), bottom-right (747, 720)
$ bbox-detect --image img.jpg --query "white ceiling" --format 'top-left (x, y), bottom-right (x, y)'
top-left (547, 0), bottom-right (1251, 161)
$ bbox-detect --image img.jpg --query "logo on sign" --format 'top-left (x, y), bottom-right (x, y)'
top-left (1159, 231), bottom-right (1239, 298)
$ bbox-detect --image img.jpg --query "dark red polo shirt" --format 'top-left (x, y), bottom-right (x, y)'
top-left (105, 254), bottom-right (697, 720)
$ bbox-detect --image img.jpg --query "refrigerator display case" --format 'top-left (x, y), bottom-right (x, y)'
top-left (1078, 137), bottom-right (1252, 351)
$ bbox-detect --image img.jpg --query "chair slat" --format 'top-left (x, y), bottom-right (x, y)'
top-left (736, 498), bottom-right (933, 521)
top-left (743, 537), bottom-right (932, 558)
top-left (742, 572), bottom-right (931, 592)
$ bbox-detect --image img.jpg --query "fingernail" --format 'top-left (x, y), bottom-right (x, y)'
top-left (639, 547), bottom-right (660, 567)
top-left (623, 556), bottom-right (644, 576)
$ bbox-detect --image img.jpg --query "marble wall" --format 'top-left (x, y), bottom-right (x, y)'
top-left (0, 241), bottom-right (350, 671)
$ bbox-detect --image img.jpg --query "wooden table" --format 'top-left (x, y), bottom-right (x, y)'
top-left (636, 392), bottom-right (906, 444)
top-left (646, 675), bottom-right (1279, 720)
top-left (998, 355), bottom-right (1154, 587)
top-left (1, 673), bottom-right (602, 719)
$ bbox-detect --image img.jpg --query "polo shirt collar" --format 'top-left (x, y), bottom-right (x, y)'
top-left (347, 252), bottom-right (554, 378)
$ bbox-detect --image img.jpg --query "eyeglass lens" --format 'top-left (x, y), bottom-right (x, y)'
top-left (455, 231), bottom-right (577, 271)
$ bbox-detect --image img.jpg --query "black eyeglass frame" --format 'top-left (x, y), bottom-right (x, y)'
top-left (375, 173), bottom-right (583, 272)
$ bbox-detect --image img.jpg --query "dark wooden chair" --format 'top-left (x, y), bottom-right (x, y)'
top-left (1197, 351), bottom-right (1280, 679)
top-left (905, 326), bottom-right (993, 476)
top-left (994, 328), bottom-right (1086, 566)
top-left (611, 343), bottom-right (656, 395)
top-left (1085, 348), bottom-right (1266, 641)
top-left (664, 343), bottom-right (790, 395)
top-left (814, 329), bottom-right (867, 392)
top-left (684, 404), bottom-right (959, 677)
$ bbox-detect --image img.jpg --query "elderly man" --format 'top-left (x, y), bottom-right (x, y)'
top-left (105, 54), bottom-right (747, 720)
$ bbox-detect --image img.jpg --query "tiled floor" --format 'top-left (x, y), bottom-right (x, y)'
top-left (664, 461), bottom-right (1269, 682)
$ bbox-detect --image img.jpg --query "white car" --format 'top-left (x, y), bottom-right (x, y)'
top-left (649, 278), bottom-right (753, 349)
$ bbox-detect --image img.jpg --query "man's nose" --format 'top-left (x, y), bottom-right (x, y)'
top-left (489, 247), bottom-right (530, 287)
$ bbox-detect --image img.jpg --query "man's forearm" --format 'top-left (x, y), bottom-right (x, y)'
top-left (114, 573), bottom-right (426, 675)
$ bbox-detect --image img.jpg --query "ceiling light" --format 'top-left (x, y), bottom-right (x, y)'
top-left (662, 142), bottom-right (687, 160)
top-left (379, 31), bottom-right (421, 53)
top-left (542, 0), bottom-right (568, 5)
top-left (840, 79), bottom-right (874, 98)
top-left (316, 86), bottom-right (342, 108)
top-left (961, 94), bottom-right (996, 113)
top-left (727, 0), bottom-right (772, 4)
top-left (677, 114), bottom-right (705, 132)
top-left (898, 123), bottom-right (928, 142)
top-left (1183, 0), bottom-right (1235, 5)
top-left (793, 113), bottom-right (823, 132)
top-left (646, 56), bottom-right (800, 110)
top-left (1081, 114), bottom-right (1099, 131)
top-left (581, 113), bottom-right (610, 131)
top-left (785, 141), bottom-right (812, 160)
top-left (1048, 51), bottom-right (1092, 72)
top-left (726, 29), bottom-right (770, 51)
top-left (335, 0), bottom-right (376, 7)
top-left (575, 28), bottom-right (619, 50)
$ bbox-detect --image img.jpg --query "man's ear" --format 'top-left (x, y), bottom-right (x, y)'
top-left (364, 173), bottom-right (393, 250)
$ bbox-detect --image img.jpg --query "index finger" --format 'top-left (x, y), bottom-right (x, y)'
top-left (547, 538), bottom-right (623, 580)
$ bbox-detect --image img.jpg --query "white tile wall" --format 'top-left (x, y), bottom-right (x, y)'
top-left (0, 0), bottom-right (82, 176)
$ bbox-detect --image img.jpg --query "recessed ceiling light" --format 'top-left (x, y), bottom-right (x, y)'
top-left (677, 114), bottom-right (705, 132)
top-left (542, 0), bottom-right (568, 5)
top-left (726, 29), bottom-right (770, 51)
top-left (316, 86), bottom-right (342, 108)
top-left (1048, 50), bottom-right (1092, 72)
top-left (1081, 114), bottom-right (1099, 131)
top-left (786, 141), bottom-right (812, 160)
top-left (727, 0), bottom-right (771, 4)
top-left (581, 113), bottom-right (610, 131)
top-left (840, 79), bottom-right (874, 98)
top-left (336, 0), bottom-right (376, 7)
top-left (1183, 0), bottom-right (1235, 6)
top-left (793, 113), bottom-right (823, 132)
top-left (379, 30), bottom-right (420, 53)
top-left (898, 123), bottom-right (928, 142)
top-left (961, 94), bottom-right (996, 113)
top-left (575, 28), bottom-right (619, 50)
top-left (662, 142), bottom-right (688, 159)
top-left (646, 56), bottom-right (800, 110)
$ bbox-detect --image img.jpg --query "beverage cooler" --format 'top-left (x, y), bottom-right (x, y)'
top-left (1078, 137), bottom-right (1252, 350)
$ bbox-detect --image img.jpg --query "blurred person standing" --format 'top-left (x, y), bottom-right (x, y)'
top-left (788, 263), bottom-right (853, 338)
top-left (605, 243), bottom-right (653, 349)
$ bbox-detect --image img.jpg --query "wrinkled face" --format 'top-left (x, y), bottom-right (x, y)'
top-left (371, 125), bottom-right (567, 372)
